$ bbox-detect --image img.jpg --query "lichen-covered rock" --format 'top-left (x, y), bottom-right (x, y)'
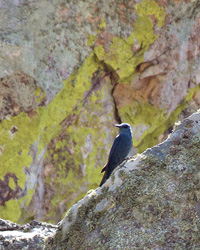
top-left (45, 111), bottom-right (200, 249)
top-left (0, 219), bottom-right (57, 250)
top-left (1, 0), bottom-right (200, 224)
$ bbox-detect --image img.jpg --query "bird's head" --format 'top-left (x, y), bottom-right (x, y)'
top-left (115, 123), bottom-right (132, 134)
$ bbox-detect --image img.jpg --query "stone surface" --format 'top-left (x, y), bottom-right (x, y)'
top-left (0, 71), bottom-right (43, 122)
top-left (1, 0), bottom-right (200, 224)
top-left (0, 219), bottom-right (57, 250)
top-left (45, 111), bottom-right (200, 249)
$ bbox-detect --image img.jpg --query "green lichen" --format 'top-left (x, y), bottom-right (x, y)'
top-left (94, 0), bottom-right (164, 82)
top-left (88, 15), bottom-right (111, 46)
top-left (119, 84), bottom-right (200, 153)
top-left (34, 86), bottom-right (46, 103)
top-left (94, 45), bottom-right (105, 61)
top-left (8, 178), bottom-right (15, 190)
top-left (0, 112), bottom-right (34, 188)
top-left (0, 200), bottom-right (21, 222)
top-left (135, 0), bottom-right (165, 28)
top-left (87, 35), bottom-right (96, 46)
top-left (0, 52), bottom-right (102, 222)
top-left (0, 114), bottom-right (36, 220)
top-left (99, 18), bottom-right (106, 29)
top-left (92, 0), bottom-right (166, 153)
top-left (133, 16), bottom-right (158, 48)
top-left (45, 83), bottom-right (114, 221)
top-left (119, 100), bottom-right (165, 148)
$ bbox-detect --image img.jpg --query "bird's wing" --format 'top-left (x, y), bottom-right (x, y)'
top-left (100, 135), bottom-right (121, 173)
top-left (108, 134), bottom-right (121, 160)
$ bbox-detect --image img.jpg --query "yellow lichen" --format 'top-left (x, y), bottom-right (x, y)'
top-left (0, 52), bottom-right (102, 222)
top-left (94, 0), bottom-right (164, 82)
top-left (133, 16), bottom-right (158, 48)
top-left (8, 178), bottom-right (15, 190)
top-left (34, 87), bottom-right (46, 103)
top-left (45, 83), bottom-right (114, 221)
top-left (119, 100), bottom-right (165, 148)
top-left (135, 0), bottom-right (165, 28)
top-left (0, 200), bottom-right (21, 222)
top-left (119, 84), bottom-right (200, 153)
top-left (99, 18), bottom-right (106, 29)
top-left (94, 45), bottom-right (106, 61)
top-left (87, 35), bottom-right (96, 46)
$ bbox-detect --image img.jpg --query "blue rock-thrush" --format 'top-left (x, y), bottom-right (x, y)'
top-left (99, 123), bottom-right (132, 187)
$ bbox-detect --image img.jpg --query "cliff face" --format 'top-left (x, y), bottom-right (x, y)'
top-left (45, 111), bottom-right (200, 249)
top-left (1, 0), bottom-right (200, 224)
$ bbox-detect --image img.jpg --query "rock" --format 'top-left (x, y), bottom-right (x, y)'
top-left (1, 0), bottom-right (200, 224)
top-left (45, 111), bottom-right (200, 249)
top-left (0, 71), bottom-right (43, 122)
top-left (0, 219), bottom-right (57, 250)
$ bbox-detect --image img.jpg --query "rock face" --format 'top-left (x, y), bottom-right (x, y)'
top-left (1, 0), bottom-right (200, 224)
top-left (45, 111), bottom-right (200, 249)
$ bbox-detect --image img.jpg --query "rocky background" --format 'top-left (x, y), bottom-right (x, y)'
top-left (0, 0), bottom-right (200, 224)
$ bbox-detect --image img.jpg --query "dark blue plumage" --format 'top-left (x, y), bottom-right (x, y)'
top-left (100, 123), bottom-right (132, 186)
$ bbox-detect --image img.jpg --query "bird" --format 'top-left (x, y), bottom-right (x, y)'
top-left (99, 123), bottom-right (132, 187)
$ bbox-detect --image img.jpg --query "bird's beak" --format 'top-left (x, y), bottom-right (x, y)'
top-left (115, 124), bottom-right (121, 128)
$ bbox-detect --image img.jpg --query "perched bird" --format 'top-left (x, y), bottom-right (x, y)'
top-left (99, 123), bottom-right (132, 187)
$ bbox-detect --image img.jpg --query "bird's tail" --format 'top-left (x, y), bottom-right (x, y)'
top-left (101, 163), bottom-right (107, 173)
top-left (100, 162), bottom-right (108, 186)
top-left (99, 172), bottom-right (107, 187)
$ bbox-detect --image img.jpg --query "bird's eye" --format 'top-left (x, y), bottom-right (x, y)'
top-left (123, 125), bottom-right (128, 128)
